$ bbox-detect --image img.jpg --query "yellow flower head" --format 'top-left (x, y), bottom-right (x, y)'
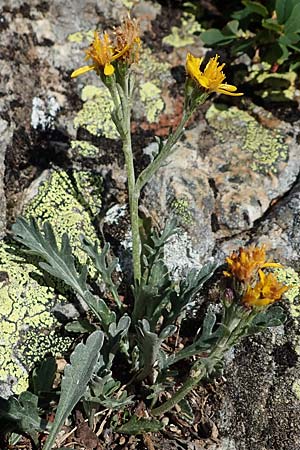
top-left (71, 31), bottom-right (118, 78)
top-left (71, 17), bottom-right (141, 79)
top-left (114, 16), bottom-right (141, 64)
top-left (242, 270), bottom-right (289, 307)
top-left (224, 245), bottom-right (282, 284)
top-left (185, 53), bottom-right (243, 96)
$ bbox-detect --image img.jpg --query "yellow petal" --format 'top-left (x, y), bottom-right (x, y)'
top-left (216, 88), bottom-right (243, 96)
top-left (261, 262), bottom-right (282, 268)
top-left (218, 83), bottom-right (238, 92)
top-left (71, 65), bottom-right (95, 78)
top-left (104, 63), bottom-right (115, 76)
top-left (186, 52), bottom-right (203, 78)
top-left (112, 44), bottom-right (129, 61)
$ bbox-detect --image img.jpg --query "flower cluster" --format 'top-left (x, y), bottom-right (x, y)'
top-left (71, 17), bottom-right (140, 79)
top-left (224, 245), bottom-right (281, 283)
top-left (224, 245), bottom-right (289, 308)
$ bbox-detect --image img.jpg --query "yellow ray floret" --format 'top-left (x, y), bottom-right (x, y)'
top-left (224, 245), bottom-right (282, 283)
top-left (71, 31), bottom-right (118, 78)
top-left (185, 53), bottom-right (243, 96)
top-left (242, 270), bottom-right (289, 307)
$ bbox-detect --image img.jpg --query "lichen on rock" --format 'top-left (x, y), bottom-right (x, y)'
top-left (74, 85), bottom-right (119, 139)
top-left (206, 104), bottom-right (289, 174)
top-left (0, 169), bottom-right (102, 396)
top-left (162, 12), bottom-right (203, 48)
top-left (274, 267), bottom-right (300, 319)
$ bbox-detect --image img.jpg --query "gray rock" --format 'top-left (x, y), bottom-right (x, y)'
top-left (0, 119), bottom-right (13, 237)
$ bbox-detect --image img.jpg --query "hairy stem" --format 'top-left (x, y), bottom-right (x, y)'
top-left (151, 310), bottom-right (246, 416)
top-left (135, 111), bottom-right (191, 192)
top-left (109, 75), bottom-right (141, 282)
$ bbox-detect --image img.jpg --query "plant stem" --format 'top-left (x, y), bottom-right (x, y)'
top-left (135, 111), bottom-right (191, 192)
top-left (151, 310), bottom-right (246, 416)
top-left (110, 75), bottom-right (142, 282)
top-left (151, 363), bottom-right (206, 416)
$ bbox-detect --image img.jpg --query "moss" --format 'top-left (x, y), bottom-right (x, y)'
top-left (206, 104), bottom-right (289, 174)
top-left (274, 267), bottom-right (300, 319)
top-left (139, 82), bottom-right (164, 123)
top-left (0, 170), bottom-right (102, 394)
top-left (74, 85), bottom-right (118, 139)
top-left (162, 12), bottom-right (203, 48)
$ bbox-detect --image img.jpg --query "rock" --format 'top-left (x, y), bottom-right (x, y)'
top-left (0, 119), bottom-right (12, 237)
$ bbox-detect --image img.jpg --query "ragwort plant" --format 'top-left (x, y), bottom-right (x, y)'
top-left (2, 16), bottom-right (289, 448)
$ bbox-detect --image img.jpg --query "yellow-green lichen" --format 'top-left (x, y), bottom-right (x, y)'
top-left (138, 47), bottom-right (171, 123)
top-left (292, 379), bottom-right (300, 400)
top-left (121, 0), bottom-right (134, 8)
top-left (68, 29), bottom-right (94, 43)
top-left (139, 82), bottom-right (164, 123)
top-left (70, 140), bottom-right (100, 158)
top-left (0, 242), bottom-right (62, 394)
top-left (171, 198), bottom-right (194, 225)
top-left (73, 170), bottom-right (103, 217)
top-left (1, 170), bottom-right (102, 394)
top-left (162, 12), bottom-right (203, 48)
top-left (74, 85), bottom-right (118, 139)
top-left (139, 47), bottom-right (171, 84)
top-left (246, 64), bottom-right (296, 101)
top-left (274, 267), bottom-right (300, 318)
top-left (206, 104), bottom-right (288, 174)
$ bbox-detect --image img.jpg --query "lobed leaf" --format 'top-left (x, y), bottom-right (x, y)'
top-left (43, 331), bottom-right (104, 450)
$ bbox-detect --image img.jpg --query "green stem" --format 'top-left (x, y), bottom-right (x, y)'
top-left (135, 111), bottom-right (191, 192)
top-left (152, 308), bottom-right (247, 416)
top-left (109, 75), bottom-right (141, 282)
top-left (151, 363), bottom-right (206, 416)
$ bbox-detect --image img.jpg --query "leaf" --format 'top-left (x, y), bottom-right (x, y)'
top-left (232, 0), bottom-right (269, 20)
top-left (166, 263), bottom-right (216, 326)
top-left (247, 305), bottom-right (286, 334)
top-left (284, 3), bottom-right (300, 34)
top-left (117, 416), bottom-right (164, 435)
top-left (65, 318), bottom-right (97, 333)
top-left (276, 0), bottom-right (300, 24)
top-left (12, 217), bottom-right (115, 328)
top-left (201, 28), bottom-right (236, 46)
top-left (43, 331), bottom-right (104, 450)
top-left (165, 309), bottom-right (222, 368)
top-left (30, 356), bottom-right (56, 395)
top-left (81, 238), bottom-right (122, 308)
top-left (225, 20), bottom-right (240, 34)
top-left (12, 218), bottom-right (86, 296)
top-left (0, 392), bottom-right (44, 444)
top-left (262, 18), bottom-right (283, 33)
top-left (136, 319), bottom-right (163, 381)
top-left (178, 398), bottom-right (194, 424)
